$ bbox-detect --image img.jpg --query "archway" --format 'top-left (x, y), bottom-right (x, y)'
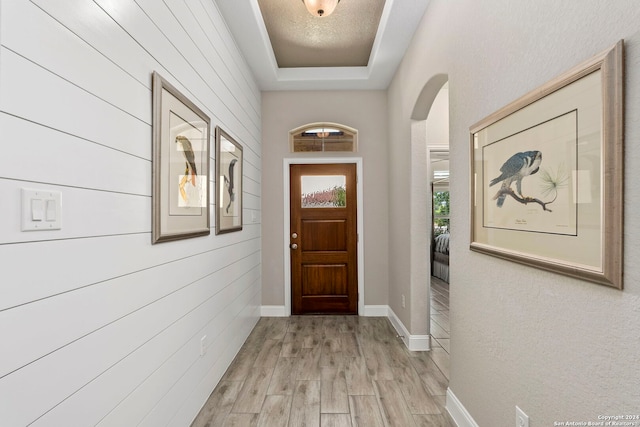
top-left (409, 74), bottom-right (449, 349)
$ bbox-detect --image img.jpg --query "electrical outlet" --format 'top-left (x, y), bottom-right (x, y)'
top-left (200, 335), bottom-right (207, 357)
top-left (516, 406), bottom-right (529, 427)
top-left (401, 294), bottom-right (406, 308)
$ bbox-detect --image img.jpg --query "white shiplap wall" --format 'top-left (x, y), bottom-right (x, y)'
top-left (0, 1), bottom-right (261, 426)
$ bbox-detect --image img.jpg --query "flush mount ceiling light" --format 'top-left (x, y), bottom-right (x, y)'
top-left (302, 0), bottom-right (340, 17)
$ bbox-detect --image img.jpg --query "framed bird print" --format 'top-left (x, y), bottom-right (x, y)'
top-left (215, 127), bottom-right (243, 234)
top-left (470, 40), bottom-right (624, 289)
top-left (152, 71), bottom-right (211, 243)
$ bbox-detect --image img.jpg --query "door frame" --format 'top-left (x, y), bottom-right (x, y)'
top-left (283, 157), bottom-right (365, 316)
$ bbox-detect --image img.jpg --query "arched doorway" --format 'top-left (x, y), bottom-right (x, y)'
top-left (410, 76), bottom-right (450, 353)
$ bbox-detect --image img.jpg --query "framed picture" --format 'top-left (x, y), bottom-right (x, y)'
top-left (152, 72), bottom-right (211, 243)
top-left (470, 40), bottom-right (624, 289)
top-left (216, 126), bottom-right (243, 234)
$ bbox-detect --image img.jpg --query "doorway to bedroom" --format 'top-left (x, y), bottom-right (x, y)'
top-left (431, 150), bottom-right (450, 283)
top-left (429, 149), bottom-right (450, 353)
top-left (413, 76), bottom-right (450, 357)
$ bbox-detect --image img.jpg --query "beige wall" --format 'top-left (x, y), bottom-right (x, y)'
top-left (389, 0), bottom-right (640, 425)
top-left (426, 84), bottom-right (449, 147)
top-left (261, 90), bottom-right (389, 308)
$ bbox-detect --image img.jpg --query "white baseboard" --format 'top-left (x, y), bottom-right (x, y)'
top-left (363, 305), bottom-right (389, 316)
top-left (387, 308), bottom-right (430, 351)
top-left (408, 334), bottom-right (430, 351)
top-left (261, 305), bottom-right (287, 317)
top-left (446, 388), bottom-right (479, 427)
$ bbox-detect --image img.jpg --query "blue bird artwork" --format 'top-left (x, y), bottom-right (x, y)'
top-left (224, 158), bottom-right (238, 214)
top-left (489, 150), bottom-right (542, 207)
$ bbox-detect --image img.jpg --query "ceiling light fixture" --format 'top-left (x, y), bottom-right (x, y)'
top-left (302, 0), bottom-right (340, 17)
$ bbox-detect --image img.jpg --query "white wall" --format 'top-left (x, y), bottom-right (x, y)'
top-left (389, 1), bottom-right (640, 425)
top-left (261, 90), bottom-right (389, 310)
top-left (0, 1), bottom-right (261, 426)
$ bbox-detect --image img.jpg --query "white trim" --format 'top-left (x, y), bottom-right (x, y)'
top-left (283, 158), bottom-right (365, 316)
top-left (446, 388), bottom-right (479, 427)
top-left (363, 305), bottom-right (388, 317)
top-left (387, 307), bottom-right (431, 351)
top-left (261, 305), bottom-right (287, 317)
top-left (409, 335), bottom-right (430, 351)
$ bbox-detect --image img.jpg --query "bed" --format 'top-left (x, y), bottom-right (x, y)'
top-left (432, 233), bottom-right (450, 283)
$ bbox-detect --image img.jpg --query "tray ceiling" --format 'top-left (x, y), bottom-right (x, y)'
top-left (215, 0), bottom-right (431, 90)
top-left (258, 0), bottom-right (385, 68)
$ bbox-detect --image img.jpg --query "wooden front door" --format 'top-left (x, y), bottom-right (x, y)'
top-left (290, 163), bottom-right (358, 315)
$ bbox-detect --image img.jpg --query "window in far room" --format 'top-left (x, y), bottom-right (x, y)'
top-left (432, 150), bottom-right (450, 237)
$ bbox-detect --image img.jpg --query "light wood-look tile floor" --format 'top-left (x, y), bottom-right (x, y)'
top-left (430, 277), bottom-right (450, 356)
top-left (191, 279), bottom-right (453, 427)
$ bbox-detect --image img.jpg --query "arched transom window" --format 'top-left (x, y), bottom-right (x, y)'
top-left (289, 123), bottom-right (358, 153)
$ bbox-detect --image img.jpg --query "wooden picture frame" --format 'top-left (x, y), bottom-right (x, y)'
top-left (470, 40), bottom-right (624, 289)
top-left (215, 126), bottom-right (243, 234)
top-left (152, 72), bottom-right (211, 243)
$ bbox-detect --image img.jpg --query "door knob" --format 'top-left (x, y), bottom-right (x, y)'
top-left (290, 243), bottom-right (298, 250)
top-left (291, 232), bottom-right (298, 239)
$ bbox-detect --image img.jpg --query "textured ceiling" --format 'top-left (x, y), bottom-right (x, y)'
top-left (215, 0), bottom-right (431, 90)
top-left (257, 0), bottom-right (386, 68)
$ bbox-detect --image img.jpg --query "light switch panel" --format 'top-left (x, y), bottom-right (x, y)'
top-left (22, 189), bottom-right (62, 231)
top-left (45, 199), bottom-right (57, 221)
top-left (31, 199), bottom-right (44, 221)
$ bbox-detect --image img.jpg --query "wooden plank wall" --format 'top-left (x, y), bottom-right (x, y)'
top-left (0, 0), bottom-right (262, 425)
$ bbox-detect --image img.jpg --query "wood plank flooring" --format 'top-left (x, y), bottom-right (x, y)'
top-left (430, 277), bottom-right (450, 356)
top-left (191, 279), bottom-right (453, 427)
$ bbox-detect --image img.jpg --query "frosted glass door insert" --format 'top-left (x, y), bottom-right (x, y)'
top-left (301, 175), bottom-right (346, 208)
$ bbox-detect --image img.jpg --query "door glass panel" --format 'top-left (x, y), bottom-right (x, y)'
top-left (301, 175), bottom-right (346, 208)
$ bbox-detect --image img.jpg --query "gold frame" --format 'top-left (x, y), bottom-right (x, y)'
top-left (470, 41), bottom-right (624, 289)
top-left (152, 72), bottom-right (211, 243)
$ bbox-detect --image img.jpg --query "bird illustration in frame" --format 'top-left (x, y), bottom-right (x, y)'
top-left (489, 150), bottom-right (542, 207)
top-left (175, 135), bottom-right (198, 203)
top-left (224, 158), bottom-right (238, 214)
